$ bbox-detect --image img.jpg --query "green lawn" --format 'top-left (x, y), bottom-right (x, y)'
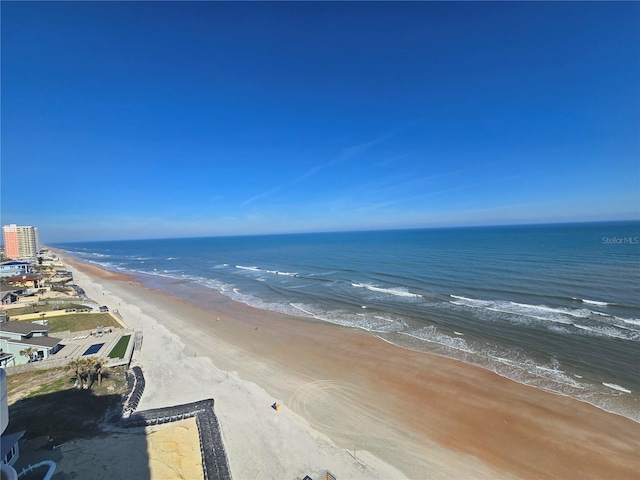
top-left (108, 335), bottom-right (131, 359)
top-left (44, 313), bottom-right (121, 333)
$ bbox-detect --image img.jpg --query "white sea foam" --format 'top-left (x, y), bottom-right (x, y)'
top-left (573, 324), bottom-right (593, 332)
top-left (290, 303), bottom-right (407, 332)
top-left (581, 298), bottom-right (611, 306)
top-left (308, 270), bottom-right (337, 277)
top-left (602, 383), bottom-right (632, 394)
top-left (235, 265), bottom-right (298, 277)
top-left (236, 265), bottom-right (261, 272)
top-left (451, 297), bottom-right (574, 325)
top-left (452, 295), bottom-right (593, 320)
top-left (486, 306), bottom-right (572, 324)
top-left (447, 295), bottom-right (632, 335)
top-left (622, 318), bottom-right (640, 326)
top-left (529, 361), bottom-right (584, 388)
top-left (450, 294), bottom-right (487, 305)
top-left (490, 356), bottom-right (520, 366)
top-left (90, 260), bottom-right (119, 270)
top-left (403, 326), bottom-right (472, 353)
top-left (265, 269), bottom-right (298, 277)
top-left (535, 366), bottom-right (554, 372)
top-left (352, 282), bottom-right (422, 298)
top-left (509, 301), bottom-right (590, 318)
top-left (289, 303), bottom-right (315, 317)
top-left (573, 323), bottom-right (638, 341)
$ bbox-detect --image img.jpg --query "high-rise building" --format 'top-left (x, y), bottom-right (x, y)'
top-left (2, 224), bottom-right (39, 259)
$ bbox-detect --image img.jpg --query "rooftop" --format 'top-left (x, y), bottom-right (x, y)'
top-left (2, 335), bottom-right (62, 348)
top-left (0, 321), bottom-right (49, 335)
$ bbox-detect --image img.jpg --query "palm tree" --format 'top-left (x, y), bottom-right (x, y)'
top-left (68, 358), bottom-right (93, 389)
top-left (88, 357), bottom-right (107, 388)
top-left (19, 347), bottom-right (37, 363)
top-left (68, 358), bottom-right (83, 389)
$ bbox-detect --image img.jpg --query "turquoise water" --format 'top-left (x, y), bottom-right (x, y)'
top-left (56, 221), bottom-right (640, 420)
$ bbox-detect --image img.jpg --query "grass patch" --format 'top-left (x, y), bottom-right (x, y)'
top-left (6, 367), bottom-right (70, 401)
top-left (108, 335), bottom-right (131, 359)
top-left (43, 313), bottom-right (120, 333)
top-left (26, 378), bottom-right (70, 398)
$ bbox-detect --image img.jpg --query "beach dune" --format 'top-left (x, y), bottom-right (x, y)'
top-left (62, 256), bottom-right (640, 479)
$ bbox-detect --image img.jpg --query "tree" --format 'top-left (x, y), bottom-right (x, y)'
top-left (19, 347), bottom-right (37, 362)
top-left (68, 358), bottom-right (93, 389)
top-left (89, 357), bottom-right (107, 387)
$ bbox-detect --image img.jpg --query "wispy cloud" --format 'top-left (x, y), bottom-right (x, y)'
top-left (241, 186), bottom-right (282, 206)
top-left (408, 173), bottom-right (528, 201)
top-left (241, 125), bottom-right (402, 206)
top-left (377, 152), bottom-right (414, 167)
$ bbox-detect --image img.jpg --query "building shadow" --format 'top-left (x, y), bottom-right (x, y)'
top-left (6, 366), bottom-right (230, 480)
top-left (7, 387), bottom-right (152, 480)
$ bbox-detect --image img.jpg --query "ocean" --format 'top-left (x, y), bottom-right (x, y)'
top-left (54, 221), bottom-right (640, 421)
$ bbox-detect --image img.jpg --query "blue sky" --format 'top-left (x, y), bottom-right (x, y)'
top-left (2, 2), bottom-right (639, 242)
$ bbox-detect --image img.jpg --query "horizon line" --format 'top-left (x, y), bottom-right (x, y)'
top-left (43, 218), bottom-right (640, 245)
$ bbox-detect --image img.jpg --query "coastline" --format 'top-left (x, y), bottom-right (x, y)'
top-left (60, 252), bottom-right (640, 479)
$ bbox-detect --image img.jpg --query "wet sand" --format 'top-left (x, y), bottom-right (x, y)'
top-left (62, 254), bottom-right (640, 479)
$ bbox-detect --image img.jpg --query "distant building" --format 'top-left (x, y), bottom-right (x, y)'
top-left (2, 225), bottom-right (39, 260)
top-left (2, 275), bottom-right (40, 289)
top-left (0, 291), bottom-right (20, 306)
top-left (0, 261), bottom-right (32, 278)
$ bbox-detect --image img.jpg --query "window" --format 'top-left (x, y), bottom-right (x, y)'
top-left (5, 446), bottom-right (15, 463)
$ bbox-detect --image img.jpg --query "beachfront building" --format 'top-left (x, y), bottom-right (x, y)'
top-left (2, 225), bottom-right (39, 260)
top-left (0, 261), bottom-right (33, 278)
top-left (1, 275), bottom-right (40, 289)
top-left (0, 321), bottom-right (61, 366)
top-left (0, 291), bottom-right (20, 306)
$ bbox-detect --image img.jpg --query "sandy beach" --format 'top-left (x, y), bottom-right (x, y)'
top-left (59, 254), bottom-right (640, 479)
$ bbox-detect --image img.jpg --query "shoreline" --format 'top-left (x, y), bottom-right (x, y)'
top-left (67, 254), bottom-right (640, 424)
top-left (59, 251), bottom-right (640, 479)
top-left (58, 253), bottom-right (411, 479)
